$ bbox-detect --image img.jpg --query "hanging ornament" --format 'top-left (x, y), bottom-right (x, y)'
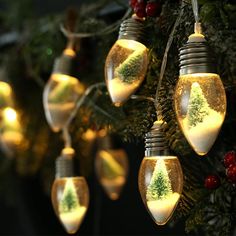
top-left (51, 147), bottom-right (89, 234)
top-left (43, 43), bottom-right (85, 132)
top-left (0, 81), bottom-right (14, 110)
top-left (174, 23), bottom-right (226, 156)
top-left (223, 151), bottom-right (236, 168)
top-left (0, 107), bottom-right (23, 147)
top-left (226, 164), bottom-right (236, 184)
top-left (204, 175), bottom-right (221, 190)
top-left (134, 1), bottom-right (147, 18)
top-left (104, 15), bottom-right (148, 107)
top-left (138, 120), bottom-right (183, 225)
top-left (146, 1), bottom-right (162, 17)
top-left (95, 134), bottom-right (129, 200)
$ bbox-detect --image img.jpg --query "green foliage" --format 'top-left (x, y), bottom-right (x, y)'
top-left (187, 83), bottom-right (210, 127)
top-left (146, 159), bottom-right (172, 201)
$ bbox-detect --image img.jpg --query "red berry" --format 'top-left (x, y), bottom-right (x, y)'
top-left (204, 175), bottom-right (221, 189)
top-left (134, 1), bottom-right (147, 18)
top-left (129, 0), bottom-right (137, 8)
top-left (146, 2), bottom-right (162, 17)
top-left (223, 151), bottom-right (236, 168)
top-left (226, 164), bottom-right (236, 183)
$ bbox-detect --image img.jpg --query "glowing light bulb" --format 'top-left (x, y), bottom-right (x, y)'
top-left (43, 49), bottom-right (84, 132)
top-left (139, 156), bottom-right (183, 225)
top-left (51, 177), bottom-right (89, 234)
top-left (105, 17), bottom-right (148, 107)
top-left (174, 33), bottom-right (226, 155)
top-left (1, 107), bottom-right (23, 146)
top-left (95, 135), bottom-right (129, 200)
top-left (0, 81), bottom-right (13, 109)
top-left (138, 121), bottom-right (183, 225)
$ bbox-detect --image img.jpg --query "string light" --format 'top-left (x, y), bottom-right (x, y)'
top-left (174, 0), bottom-right (226, 156)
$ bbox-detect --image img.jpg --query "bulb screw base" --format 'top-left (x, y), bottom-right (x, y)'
top-left (145, 120), bottom-right (169, 157)
top-left (118, 16), bottom-right (146, 45)
top-left (55, 148), bottom-right (74, 178)
top-left (179, 38), bottom-right (216, 75)
top-left (52, 52), bottom-right (77, 78)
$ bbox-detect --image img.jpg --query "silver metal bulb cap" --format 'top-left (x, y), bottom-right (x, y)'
top-left (179, 40), bottom-right (216, 75)
top-left (118, 17), bottom-right (146, 45)
top-left (145, 121), bottom-right (169, 157)
top-left (55, 148), bottom-right (74, 178)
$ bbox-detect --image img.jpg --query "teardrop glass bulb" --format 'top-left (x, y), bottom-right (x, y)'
top-left (95, 149), bottom-right (129, 200)
top-left (174, 73), bottom-right (226, 155)
top-left (105, 39), bottom-right (148, 106)
top-left (0, 81), bottom-right (13, 109)
top-left (1, 107), bottom-right (23, 146)
top-left (138, 156), bottom-right (183, 225)
top-left (43, 73), bottom-right (84, 132)
top-left (51, 176), bottom-right (89, 234)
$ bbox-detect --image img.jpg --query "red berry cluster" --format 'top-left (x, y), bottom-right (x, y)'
top-left (204, 151), bottom-right (236, 190)
top-left (129, 0), bottom-right (162, 18)
top-left (224, 151), bottom-right (236, 183)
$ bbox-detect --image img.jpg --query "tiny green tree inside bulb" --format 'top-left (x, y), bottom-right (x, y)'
top-left (174, 33), bottom-right (226, 156)
top-left (43, 48), bottom-right (84, 132)
top-left (138, 121), bottom-right (183, 225)
top-left (105, 16), bottom-right (148, 107)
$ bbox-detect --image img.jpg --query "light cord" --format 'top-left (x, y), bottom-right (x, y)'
top-left (61, 82), bottom-right (106, 148)
top-left (191, 0), bottom-right (202, 34)
top-left (154, 1), bottom-right (185, 112)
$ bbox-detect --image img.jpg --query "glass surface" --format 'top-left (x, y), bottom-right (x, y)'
top-left (51, 177), bottom-right (89, 234)
top-left (0, 107), bottom-right (23, 146)
top-left (138, 156), bottom-right (183, 225)
top-left (43, 74), bottom-right (84, 132)
top-left (0, 81), bottom-right (13, 109)
top-left (105, 39), bottom-right (148, 106)
top-left (174, 73), bottom-right (226, 155)
top-left (95, 149), bottom-right (129, 200)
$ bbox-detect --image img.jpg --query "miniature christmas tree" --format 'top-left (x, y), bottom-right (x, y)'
top-left (115, 49), bottom-right (145, 84)
top-left (59, 179), bottom-right (80, 213)
top-left (146, 158), bottom-right (173, 201)
top-left (187, 82), bottom-right (210, 127)
top-left (99, 150), bottom-right (125, 179)
top-left (49, 77), bottom-right (77, 104)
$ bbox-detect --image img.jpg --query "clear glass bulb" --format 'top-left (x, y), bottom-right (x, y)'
top-left (51, 176), bottom-right (89, 234)
top-left (138, 156), bottom-right (183, 225)
top-left (43, 73), bottom-right (84, 132)
top-left (95, 149), bottom-right (129, 200)
top-left (105, 39), bottom-right (148, 106)
top-left (0, 81), bottom-right (13, 109)
top-left (174, 73), bottom-right (226, 155)
top-left (0, 107), bottom-right (23, 146)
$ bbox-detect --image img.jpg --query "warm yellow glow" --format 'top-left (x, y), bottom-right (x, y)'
top-left (51, 73), bottom-right (78, 83)
top-left (138, 156), bottom-right (183, 225)
top-left (43, 72), bottom-right (84, 132)
top-left (0, 82), bottom-right (12, 97)
top-left (82, 129), bottom-right (97, 141)
top-left (97, 129), bottom-right (107, 137)
top-left (116, 39), bottom-right (146, 51)
top-left (3, 107), bottom-right (17, 122)
top-left (105, 38), bottom-right (148, 106)
top-left (51, 177), bottom-right (89, 234)
top-left (147, 192), bottom-right (180, 225)
top-left (96, 149), bottom-right (128, 200)
top-left (59, 206), bottom-right (87, 234)
top-left (63, 48), bottom-right (76, 57)
top-left (174, 73), bottom-right (226, 155)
